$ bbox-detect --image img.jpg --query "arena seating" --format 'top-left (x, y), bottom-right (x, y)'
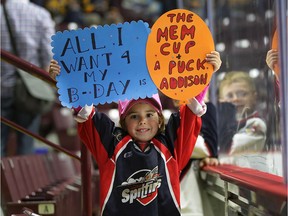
top-left (1, 152), bottom-right (83, 216)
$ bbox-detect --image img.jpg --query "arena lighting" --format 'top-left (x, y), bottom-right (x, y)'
top-left (217, 72), bottom-right (226, 82)
top-left (234, 39), bottom-right (250, 48)
top-left (216, 42), bottom-right (226, 52)
top-left (263, 36), bottom-right (269, 46)
top-left (246, 13), bottom-right (256, 22)
top-left (68, 22), bottom-right (78, 30)
top-left (249, 68), bottom-right (260, 78)
top-left (223, 17), bottom-right (230, 26)
top-left (265, 9), bottom-right (274, 19)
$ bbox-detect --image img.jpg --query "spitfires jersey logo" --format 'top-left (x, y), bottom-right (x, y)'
top-left (118, 166), bottom-right (162, 206)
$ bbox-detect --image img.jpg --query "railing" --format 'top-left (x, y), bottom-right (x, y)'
top-left (201, 164), bottom-right (287, 215)
top-left (0, 49), bottom-right (92, 216)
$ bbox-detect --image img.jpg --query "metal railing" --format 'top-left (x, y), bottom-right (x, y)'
top-left (1, 49), bottom-right (93, 216)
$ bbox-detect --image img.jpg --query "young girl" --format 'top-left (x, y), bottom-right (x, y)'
top-left (49, 51), bottom-right (221, 216)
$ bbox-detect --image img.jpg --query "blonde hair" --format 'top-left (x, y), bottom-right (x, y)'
top-left (219, 71), bottom-right (256, 98)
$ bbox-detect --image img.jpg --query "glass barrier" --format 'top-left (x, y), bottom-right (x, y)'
top-left (194, 0), bottom-right (287, 177)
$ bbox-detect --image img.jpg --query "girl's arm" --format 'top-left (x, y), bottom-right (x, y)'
top-left (187, 51), bottom-right (222, 116)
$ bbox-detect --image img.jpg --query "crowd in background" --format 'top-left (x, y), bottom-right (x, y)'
top-left (30, 0), bottom-right (207, 30)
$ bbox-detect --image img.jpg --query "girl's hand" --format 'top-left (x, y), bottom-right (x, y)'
top-left (206, 51), bottom-right (222, 72)
top-left (49, 59), bottom-right (61, 80)
top-left (199, 157), bottom-right (219, 168)
top-left (266, 49), bottom-right (278, 71)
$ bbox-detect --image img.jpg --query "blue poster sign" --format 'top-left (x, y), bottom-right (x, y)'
top-left (51, 21), bottom-right (157, 108)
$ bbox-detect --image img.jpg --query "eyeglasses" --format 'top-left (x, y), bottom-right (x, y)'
top-left (223, 90), bottom-right (251, 100)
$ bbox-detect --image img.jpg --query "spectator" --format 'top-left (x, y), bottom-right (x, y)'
top-left (1, 0), bottom-right (55, 156)
top-left (217, 71), bottom-right (267, 155)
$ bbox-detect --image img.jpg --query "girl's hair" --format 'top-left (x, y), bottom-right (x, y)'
top-left (219, 71), bottom-right (256, 98)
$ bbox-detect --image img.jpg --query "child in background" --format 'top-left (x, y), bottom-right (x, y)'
top-left (49, 51), bottom-right (222, 216)
top-left (217, 71), bottom-right (267, 155)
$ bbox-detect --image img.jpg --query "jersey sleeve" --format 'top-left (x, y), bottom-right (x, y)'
top-left (76, 107), bottom-right (117, 166)
top-left (165, 105), bottom-right (202, 172)
top-left (199, 102), bottom-right (218, 157)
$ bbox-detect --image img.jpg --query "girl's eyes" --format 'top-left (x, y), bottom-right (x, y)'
top-left (146, 113), bottom-right (154, 118)
top-left (130, 114), bottom-right (138, 119)
top-left (128, 112), bottom-right (155, 120)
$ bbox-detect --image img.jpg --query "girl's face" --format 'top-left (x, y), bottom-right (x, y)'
top-left (124, 103), bottom-right (162, 143)
top-left (221, 80), bottom-right (256, 117)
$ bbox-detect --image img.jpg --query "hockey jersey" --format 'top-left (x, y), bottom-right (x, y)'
top-left (77, 105), bottom-right (202, 216)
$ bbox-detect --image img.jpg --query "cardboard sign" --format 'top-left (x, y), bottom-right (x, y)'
top-left (271, 29), bottom-right (280, 78)
top-left (51, 21), bottom-right (157, 108)
top-left (146, 9), bottom-right (215, 101)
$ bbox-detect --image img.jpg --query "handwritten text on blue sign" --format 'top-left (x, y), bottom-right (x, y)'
top-left (51, 21), bottom-right (157, 108)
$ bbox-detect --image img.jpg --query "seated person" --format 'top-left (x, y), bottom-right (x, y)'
top-left (217, 71), bottom-right (267, 155)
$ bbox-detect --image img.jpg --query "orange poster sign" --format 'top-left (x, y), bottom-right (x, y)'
top-left (146, 9), bottom-right (215, 101)
top-left (271, 29), bottom-right (280, 78)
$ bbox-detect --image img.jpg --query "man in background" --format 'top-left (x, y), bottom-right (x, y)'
top-left (1, 0), bottom-right (55, 156)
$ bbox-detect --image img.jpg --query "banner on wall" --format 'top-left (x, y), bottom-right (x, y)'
top-left (51, 21), bottom-right (157, 108)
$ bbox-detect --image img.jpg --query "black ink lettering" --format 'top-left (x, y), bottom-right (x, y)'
top-left (61, 38), bottom-right (76, 56)
top-left (91, 32), bottom-right (106, 50)
top-left (118, 27), bottom-right (123, 46)
top-left (60, 59), bottom-right (78, 74)
top-left (139, 79), bottom-right (146, 86)
top-left (76, 36), bottom-right (89, 53)
top-left (84, 71), bottom-right (96, 82)
top-left (90, 55), bottom-right (99, 68)
top-left (78, 57), bottom-right (89, 71)
top-left (93, 84), bottom-right (104, 98)
top-left (119, 80), bottom-right (130, 94)
top-left (122, 51), bottom-right (130, 64)
top-left (99, 69), bottom-right (107, 80)
top-left (106, 82), bottom-right (119, 97)
top-left (68, 88), bottom-right (79, 103)
top-left (102, 53), bottom-right (112, 66)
